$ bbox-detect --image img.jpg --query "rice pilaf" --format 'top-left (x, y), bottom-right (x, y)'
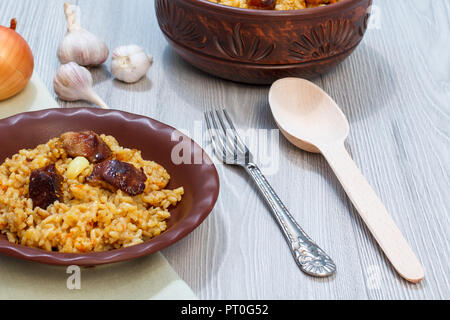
top-left (0, 134), bottom-right (183, 253)
top-left (208, 0), bottom-right (341, 10)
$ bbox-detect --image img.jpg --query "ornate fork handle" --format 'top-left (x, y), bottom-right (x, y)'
top-left (245, 163), bottom-right (336, 277)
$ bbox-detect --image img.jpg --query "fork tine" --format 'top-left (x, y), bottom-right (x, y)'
top-left (209, 110), bottom-right (237, 162)
top-left (213, 110), bottom-right (238, 162)
top-left (205, 109), bottom-right (251, 165)
top-left (204, 111), bottom-right (227, 162)
top-left (221, 109), bottom-right (248, 154)
top-left (206, 110), bottom-right (236, 163)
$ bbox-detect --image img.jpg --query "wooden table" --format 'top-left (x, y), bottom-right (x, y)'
top-left (1, 0), bottom-right (448, 300)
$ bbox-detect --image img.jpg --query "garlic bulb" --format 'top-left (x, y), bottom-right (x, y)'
top-left (53, 62), bottom-right (109, 109)
top-left (111, 45), bottom-right (153, 83)
top-left (57, 3), bottom-right (109, 66)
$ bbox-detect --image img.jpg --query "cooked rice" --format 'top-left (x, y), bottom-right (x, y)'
top-left (0, 134), bottom-right (183, 253)
top-left (208, 0), bottom-right (340, 10)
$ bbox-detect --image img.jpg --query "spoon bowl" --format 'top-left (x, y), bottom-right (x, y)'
top-left (269, 78), bottom-right (350, 152)
top-left (269, 78), bottom-right (424, 283)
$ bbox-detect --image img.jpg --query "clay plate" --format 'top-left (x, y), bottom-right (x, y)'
top-left (0, 108), bottom-right (220, 266)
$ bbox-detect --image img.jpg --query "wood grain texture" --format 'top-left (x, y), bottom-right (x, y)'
top-left (0, 0), bottom-right (448, 299)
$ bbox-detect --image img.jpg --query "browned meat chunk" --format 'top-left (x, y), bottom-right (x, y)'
top-left (248, 0), bottom-right (276, 9)
top-left (29, 164), bottom-right (63, 209)
top-left (87, 160), bottom-right (147, 196)
top-left (60, 131), bottom-right (112, 163)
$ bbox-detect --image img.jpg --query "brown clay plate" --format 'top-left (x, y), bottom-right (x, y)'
top-left (0, 108), bottom-right (220, 266)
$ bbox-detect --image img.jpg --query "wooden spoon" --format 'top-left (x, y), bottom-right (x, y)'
top-left (268, 78), bottom-right (424, 283)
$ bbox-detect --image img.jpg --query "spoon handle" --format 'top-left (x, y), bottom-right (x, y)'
top-left (320, 143), bottom-right (424, 283)
top-left (244, 163), bottom-right (336, 277)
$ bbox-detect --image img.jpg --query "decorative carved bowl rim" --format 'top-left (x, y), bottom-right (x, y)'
top-left (183, 0), bottom-right (362, 17)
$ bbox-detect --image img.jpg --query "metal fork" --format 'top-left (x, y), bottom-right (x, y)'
top-left (204, 109), bottom-right (336, 277)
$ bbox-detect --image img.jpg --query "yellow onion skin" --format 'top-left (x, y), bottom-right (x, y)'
top-left (0, 20), bottom-right (34, 101)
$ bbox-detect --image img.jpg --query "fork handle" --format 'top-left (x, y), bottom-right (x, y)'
top-left (245, 163), bottom-right (336, 277)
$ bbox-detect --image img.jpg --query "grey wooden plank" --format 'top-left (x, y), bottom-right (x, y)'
top-left (320, 0), bottom-right (450, 299)
top-left (0, 0), bottom-right (448, 300)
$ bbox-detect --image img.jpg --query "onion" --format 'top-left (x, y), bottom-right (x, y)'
top-left (0, 19), bottom-right (34, 101)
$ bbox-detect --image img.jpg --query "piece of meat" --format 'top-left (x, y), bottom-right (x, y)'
top-left (87, 160), bottom-right (147, 196)
top-left (85, 170), bottom-right (117, 193)
top-left (248, 0), bottom-right (276, 10)
top-left (60, 131), bottom-right (112, 164)
top-left (29, 164), bottom-right (63, 209)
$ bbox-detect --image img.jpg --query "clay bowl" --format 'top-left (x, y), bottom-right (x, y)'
top-left (0, 108), bottom-right (220, 266)
top-left (155, 0), bottom-right (372, 84)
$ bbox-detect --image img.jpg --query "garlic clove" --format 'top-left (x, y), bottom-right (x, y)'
top-left (53, 62), bottom-right (109, 109)
top-left (111, 45), bottom-right (153, 83)
top-left (53, 62), bottom-right (92, 101)
top-left (67, 156), bottom-right (90, 180)
top-left (57, 3), bottom-right (109, 66)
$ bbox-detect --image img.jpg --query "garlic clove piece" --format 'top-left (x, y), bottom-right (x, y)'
top-left (53, 62), bottom-right (93, 101)
top-left (111, 45), bottom-right (153, 83)
top-left (57, 3), bottom-right (109, 66)
top-left (53, 62), bottom-right (109, 109)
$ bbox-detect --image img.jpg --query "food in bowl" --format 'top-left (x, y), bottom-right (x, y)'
top-left (207, 0), bottom-right (340, 10)
top-left (0, 131), bottom-right (184, 253)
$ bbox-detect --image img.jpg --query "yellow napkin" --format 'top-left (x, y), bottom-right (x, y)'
top-left (0, 253), bottom-right (197, 300)
top-left (0, 73), bottom-right (59, 118)
top-left (0, 73), bottom-right (197, 300)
